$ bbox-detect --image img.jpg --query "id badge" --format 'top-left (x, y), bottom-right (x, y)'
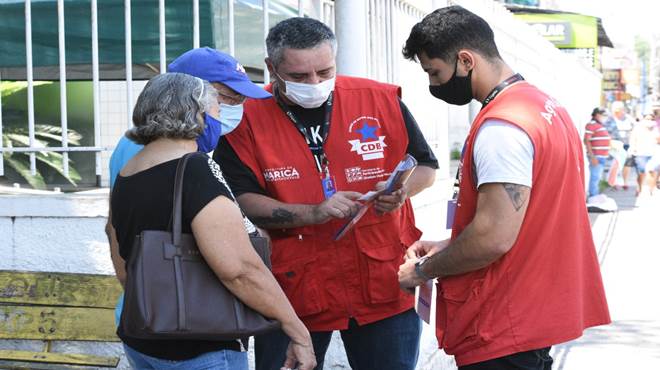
top-left (446, 199), bottom-right (457, 229)
top-left (321, 176), bottom-right (337, 199)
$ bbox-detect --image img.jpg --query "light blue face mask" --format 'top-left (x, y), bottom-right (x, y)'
top-left (218, 103), bottom-right (244, 136)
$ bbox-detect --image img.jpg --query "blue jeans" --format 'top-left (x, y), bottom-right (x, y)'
top-left (123, 344), bottom-right (248, 370)
top-left (588, 157), bottom-right (606, 197)
top-left (255, 309), bottom-right (421, 370)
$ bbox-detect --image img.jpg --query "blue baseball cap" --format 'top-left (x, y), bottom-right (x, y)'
top-left (168, 47), bottom-right (271, 99)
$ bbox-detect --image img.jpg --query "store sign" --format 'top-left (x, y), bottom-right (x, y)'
top-left (528, 22), bottom-right (572, 46)
top-left (602, 69), bottom-right (623, 92)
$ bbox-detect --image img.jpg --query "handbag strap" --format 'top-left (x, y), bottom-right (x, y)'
top-left (171, 152), bottom-right (198, 245)
top-left (171, 152), bottom-right (198, 331)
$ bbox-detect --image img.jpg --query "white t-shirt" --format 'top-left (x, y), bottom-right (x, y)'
top-left (473, 119), bottom-right (534, 188)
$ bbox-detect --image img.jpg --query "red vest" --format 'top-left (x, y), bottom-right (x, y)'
top-left (438, 82), bottom-right (610, 366)
top-left (225, 76), bottom-right (422, 331)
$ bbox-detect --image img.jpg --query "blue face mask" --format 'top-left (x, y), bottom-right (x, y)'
top-left (196, 113), bottom-right (222, 153)
top-left (219, 103), bottom-right (244, 136)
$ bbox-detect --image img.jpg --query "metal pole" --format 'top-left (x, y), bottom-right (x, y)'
top-left (335, 0), bottom-right (368, 77)
top-left (385, 0), bottom-right (392, 83)
top-left (57, 0), bottom-right (69, 177)
top-left (367, 0), bottom-right (375, 78)
top-left (0, 71), bottom-right (4, 177)
top-left (125, 0), bottom-right (133, 130)
top-left (92, 0), bottom-right (101, 181)
top-left (0, 147), bottom-right (107, 153)
top-left (228, 0), bottom-right (235, 55)
top-left (25, 0), bottom-right (37, 175)
top-left (193, 0), bottom-right (200, 48)
top-left (159, 0), bottom-right (166, 73)
top-left (263, 0), bottom-right (269, 83)
top-left (298, 0), bottom-right (303, 16)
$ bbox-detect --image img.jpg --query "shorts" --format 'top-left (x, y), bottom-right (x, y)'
top-left (646, 155), bottom-right (660, 173)
top-left (634, 155), bottom-right (652, 173)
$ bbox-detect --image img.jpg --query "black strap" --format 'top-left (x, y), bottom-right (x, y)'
top-left (452, 73), bottom-right (524, 198)
top-left (481, 73), bottom-right (524, 108)
top-left (274, 86), bottom-right (333, 174)
top-left (171, 152), bottom-right (197, 243)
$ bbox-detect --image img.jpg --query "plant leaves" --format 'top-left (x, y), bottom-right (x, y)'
top-left (35, 151), bottom-right (81, 185)
top-left (2, 123), bottom-right (84, 188)
top-left (4, 133), bottom-right (49, 148)
top-left (0, 81), bottom-right (51, 98)
top-left (34, 124), bottom-right (83, 144)
top-left (3, 155), bottom-right (47, 189)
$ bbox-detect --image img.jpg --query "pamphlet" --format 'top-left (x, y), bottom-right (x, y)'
top-left (333, 154), bottom-right (418, 240)
top-left (416, 279), bottom-right (434, 324)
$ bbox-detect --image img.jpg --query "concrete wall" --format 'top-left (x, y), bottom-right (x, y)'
top-left (99, 81), bottom-right (148, 188)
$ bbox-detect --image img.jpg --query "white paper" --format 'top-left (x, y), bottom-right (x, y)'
top-left (416, 279), bottom-right (434, 324)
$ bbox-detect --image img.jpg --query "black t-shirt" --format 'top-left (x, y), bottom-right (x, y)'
top-left (213, 98), bottom-right (439, 196)
top-left (111, 154), bottom-right (243, 360)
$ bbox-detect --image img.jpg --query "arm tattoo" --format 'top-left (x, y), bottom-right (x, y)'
top-left (502, 183), bottom-right (527, 211)
top-left (250, 207), bottom-right (296, 226)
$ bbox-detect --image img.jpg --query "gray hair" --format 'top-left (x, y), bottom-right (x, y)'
top-left (266, 17), bottom-right (337, 67)
top-left (127, 73), bottom-right (218, 145)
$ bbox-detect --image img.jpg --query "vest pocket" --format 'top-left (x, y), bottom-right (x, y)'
top-left (438, 278), bottom-right (489, 353)
top-left (273, 257), bottom-right (327, 317)
top-left (358, 244), bottom-right (402, 304)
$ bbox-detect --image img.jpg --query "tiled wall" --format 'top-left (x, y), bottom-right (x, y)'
top-left (98, 80), bottom-right (148, 187)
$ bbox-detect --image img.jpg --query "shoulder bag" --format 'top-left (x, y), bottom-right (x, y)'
top-left (121, 152), bottom-right (280, 340)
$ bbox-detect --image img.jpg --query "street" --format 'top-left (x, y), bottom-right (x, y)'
top-left (552, 187), bottom-right (660, 369)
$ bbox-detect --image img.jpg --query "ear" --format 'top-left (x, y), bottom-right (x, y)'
top-left (457, 50), bottom-right (476, 71)
top-left (265, 58), bottom-right (275, 76)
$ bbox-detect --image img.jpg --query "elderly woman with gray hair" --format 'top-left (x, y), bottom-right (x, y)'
top-left (110, 72), bottom-right (315, 370)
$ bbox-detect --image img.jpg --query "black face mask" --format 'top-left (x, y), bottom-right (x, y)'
top-left (429, 58), bottom-right (473, 105)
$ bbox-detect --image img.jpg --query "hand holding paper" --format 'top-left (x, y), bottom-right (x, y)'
top-left (312, 191), bottom-right (363, 224)
top-left (373, 184), bottom-right (407, 214)
top-left (334, 154), bottom-right (418, 240)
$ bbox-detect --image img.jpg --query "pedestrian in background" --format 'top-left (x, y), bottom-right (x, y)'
top-left (605, 101), bottom-right (635, 189)
top-left (398, 6), bottom-right (610, 370)
top-left (628, 114), bottom-right (660, 196)
top-left (584, 107), bottom-right (611, 199)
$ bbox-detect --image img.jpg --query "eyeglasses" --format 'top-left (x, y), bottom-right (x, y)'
top-left (216, 91), bottom-right (247, 106)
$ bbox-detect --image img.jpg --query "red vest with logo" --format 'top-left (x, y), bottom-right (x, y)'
top-left (437, 82), bottom-right (610, 365)
top-left (225, 75), bottom-right (422, 331)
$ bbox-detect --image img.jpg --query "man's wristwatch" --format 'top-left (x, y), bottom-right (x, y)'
top-left (414, 255), bottom-right (433, 281)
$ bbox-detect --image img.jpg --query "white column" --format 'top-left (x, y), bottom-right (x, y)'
top-left (432, 0), bottom-right (447, 10)
top-left (334, 0), bottom-right (368, 77)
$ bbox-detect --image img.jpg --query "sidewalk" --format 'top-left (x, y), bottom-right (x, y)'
top-left (551, 186), bottom-right (660, 369)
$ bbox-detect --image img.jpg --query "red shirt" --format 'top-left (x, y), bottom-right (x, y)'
top-left (584, 120), bottom-right (611, 158)
top-left (438, 82), bottom-right (610, 366)
top-left (225, 76), bottom-right (421, 331)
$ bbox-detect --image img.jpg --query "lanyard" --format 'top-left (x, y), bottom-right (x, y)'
top-left (274, 87), bottom-right (333, 175)
top-left (452, 73), bottom-right (524, 198)
top-left (481, 73), bottom-right (524, 107)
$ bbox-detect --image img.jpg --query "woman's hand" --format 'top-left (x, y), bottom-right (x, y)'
top-left (282, 338), bottom-right (316, 370)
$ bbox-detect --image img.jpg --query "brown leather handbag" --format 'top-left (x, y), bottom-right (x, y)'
top-left (121, 152), bottom-right (280, 340)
